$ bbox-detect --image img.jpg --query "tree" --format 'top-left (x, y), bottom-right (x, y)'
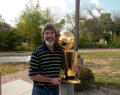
top-left (16, 0), bottom-right (44, 48)
top-left (112, 13), bottom-right (120, 36)
top-left (0, 17), bottom-right (10, 33)
top-left (65, 12), bottom-right (75, 33)
top-left (99, 13), bottom-right (113, 43)
top-left (0, 28), bottom-right (22, 50)
top-left (0, 15), bottom-right (22, 50)
top-left (54, 19), bottom-right (65, 33)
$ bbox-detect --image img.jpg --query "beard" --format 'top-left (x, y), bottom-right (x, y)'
top-left (45, 37), bottom-right (55, 46)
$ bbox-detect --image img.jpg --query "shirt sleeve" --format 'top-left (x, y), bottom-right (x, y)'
top-left (29, 50), bottom-right (40, 76)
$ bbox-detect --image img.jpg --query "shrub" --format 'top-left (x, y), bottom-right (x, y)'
top-left (109, 35), bottom-right (120, 48)
top-left (16, 45), bottom-right (33, 51)
top-left (94, 43), bottom-right (108, 48)
top-left (75, 65), bottom-right (95, 91)
top-left (0, 30), bottom-right (22, 51)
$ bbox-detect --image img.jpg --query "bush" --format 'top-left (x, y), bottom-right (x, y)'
top-left (75, 65), bottom-right (95, 91)
top-left (108, 35), bottom-right (120, 48)
top-left (94, 43), bottom-right (108, 48)
top-left (0, 30), bottom-right (22, 51)
top-left (16, 44), bottom-right (33, 51)
top-left (78, 35), bottom-right (93, 48)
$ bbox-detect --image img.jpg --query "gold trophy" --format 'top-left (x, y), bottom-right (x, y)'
top-left (58, 31), bottom-right (80, 83)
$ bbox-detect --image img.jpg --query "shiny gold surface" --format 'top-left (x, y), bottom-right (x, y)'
top-left (58, 31), bottom-right (80, 83)
top-left (61, 80), bottom-right (80, 84)
top-left (58, 31), bottom-right (74, 51)
top-left (58, 31), bottom-right (76, 77)
top-left (73, 51), bottom-right (78, 65)
top-left (67, 68), bottom-right (75, 77)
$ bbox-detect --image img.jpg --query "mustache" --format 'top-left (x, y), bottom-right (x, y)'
top-left (46, 37), bottom-right (54, 40)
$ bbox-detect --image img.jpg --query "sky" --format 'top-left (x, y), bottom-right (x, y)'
top-left (0, 0), bottom-right (120, 27)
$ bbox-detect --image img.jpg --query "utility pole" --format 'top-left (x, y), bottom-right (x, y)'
top-left (74, 0), bottom-right (80, 51)
top-left (0, 72), bottom-right (1, 95)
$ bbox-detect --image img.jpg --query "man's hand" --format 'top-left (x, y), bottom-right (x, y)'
top-left (72, 65), bottom-right (78, 74)
top-left (50, 78), bottom-right (60, 85)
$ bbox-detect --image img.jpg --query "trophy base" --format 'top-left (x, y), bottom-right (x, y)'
top-left (61, 76), bottom-right (80, 84)
top-left (66, 76), bottom-right (75, 80)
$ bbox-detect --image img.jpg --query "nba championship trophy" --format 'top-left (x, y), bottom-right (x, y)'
top-left (58, 31), bottom-right (79, 83)
top-left (58, 31), bottom-right (80, 95)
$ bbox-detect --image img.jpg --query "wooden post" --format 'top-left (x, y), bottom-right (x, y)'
top-left (74, 0), bottom-right (80, 51)
top-left (0, 72), bottom-right (1, 95)
top-left (73, 0), bottom-right (80, 66)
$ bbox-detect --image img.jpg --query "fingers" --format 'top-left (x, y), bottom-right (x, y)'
top-left (51, 78), bottom-right (61, 85)
top-left (72, 65), bottom-right (78, 73)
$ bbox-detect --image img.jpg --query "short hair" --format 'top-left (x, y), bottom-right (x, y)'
top-left (43, 23), bottom-right (57, 36)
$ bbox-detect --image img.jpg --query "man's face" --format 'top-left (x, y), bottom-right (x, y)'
top-left (43, 29), bottom-right (56, 46)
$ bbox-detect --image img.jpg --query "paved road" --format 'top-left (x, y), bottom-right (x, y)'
top-left (0, 51), bottom-right (32, 55)
top-left (69, 48), bottom-right (120, 52)
top-left (0, 56), bottom-right (31, 63)
top-left (0, 49), bottom-right (120, 55)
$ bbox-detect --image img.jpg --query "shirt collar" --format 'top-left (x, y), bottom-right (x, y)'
top-left (42, 41), bottom-right (58, 51)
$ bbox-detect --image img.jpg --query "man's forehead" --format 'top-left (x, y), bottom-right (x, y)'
top-left (44, 29), bottom-right (55, 33)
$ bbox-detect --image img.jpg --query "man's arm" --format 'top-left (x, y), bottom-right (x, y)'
top-left (29, 74), bottom-right (60, 85)
top-left (29, 50), bottom-right (60, 85)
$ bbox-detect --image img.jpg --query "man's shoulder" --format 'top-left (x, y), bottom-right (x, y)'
top-left (32, 45), bottom-right (44, 54)
top-left (55, 43), bottom-right (63, 51)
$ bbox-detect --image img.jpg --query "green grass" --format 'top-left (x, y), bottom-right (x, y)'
top-left (79, 51), bottom-right (120, 90)
top-left (94, 73), bottom-right (120, 89)
top-left (79, 51), bottom-right (120, 59)
top-left (0, 54), bottom-right (31, 57)
top-left (0, 62), bottom-right (29, 76)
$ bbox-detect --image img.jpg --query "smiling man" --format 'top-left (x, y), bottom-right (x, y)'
top-left (29, 23), bottom-right (65, 95)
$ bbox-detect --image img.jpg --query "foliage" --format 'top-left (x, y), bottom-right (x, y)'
top-left (78, 33), bottom-right (93, 48)
top-left (16, 1), bottom-right (43, 48)
top-left (16, 44), bottom-right (33, 51)
top-left (75, 65), bottom-right (95, 91)
top-left (65, 10), bottom-right (120, 48)
top-left (0, 29), bottom-right (22, 51)
top-left (109, 35), bottom-right (120, 48)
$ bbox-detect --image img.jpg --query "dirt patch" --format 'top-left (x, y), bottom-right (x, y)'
top-left (1, 70), bottom-right (32, 84)
top-left (90, 66), bottom-right (111, 74)
top-left (85, 58), bottom-right (112, 65)
top-left (84, 58), bottom-right (120, 74)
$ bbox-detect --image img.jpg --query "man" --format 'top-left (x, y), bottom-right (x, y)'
top-left (29, 23), bottom-right (64, 95)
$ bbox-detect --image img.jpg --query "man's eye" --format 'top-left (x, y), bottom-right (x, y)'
top-left (51, 32), bottom-right (54, 34)
top-left (45, 32), bottom-right (48, 35)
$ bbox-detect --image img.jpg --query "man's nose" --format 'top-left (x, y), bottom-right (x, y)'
top-left (47, 33), bottom-right (52, 37)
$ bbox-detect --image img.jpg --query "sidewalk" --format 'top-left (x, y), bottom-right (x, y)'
top-left (0, 51), bottom-right (32, 55)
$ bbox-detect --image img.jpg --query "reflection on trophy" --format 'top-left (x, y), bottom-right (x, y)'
top-left (58, 31), bottom-right (80, 83)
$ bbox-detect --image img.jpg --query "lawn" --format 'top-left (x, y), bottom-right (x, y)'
top-left (0, 62), bottom-right (29, 76)
top-left (0, 54), bottom-right (31, 57)
top-left (79, 51), bottom-right (120, 89)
